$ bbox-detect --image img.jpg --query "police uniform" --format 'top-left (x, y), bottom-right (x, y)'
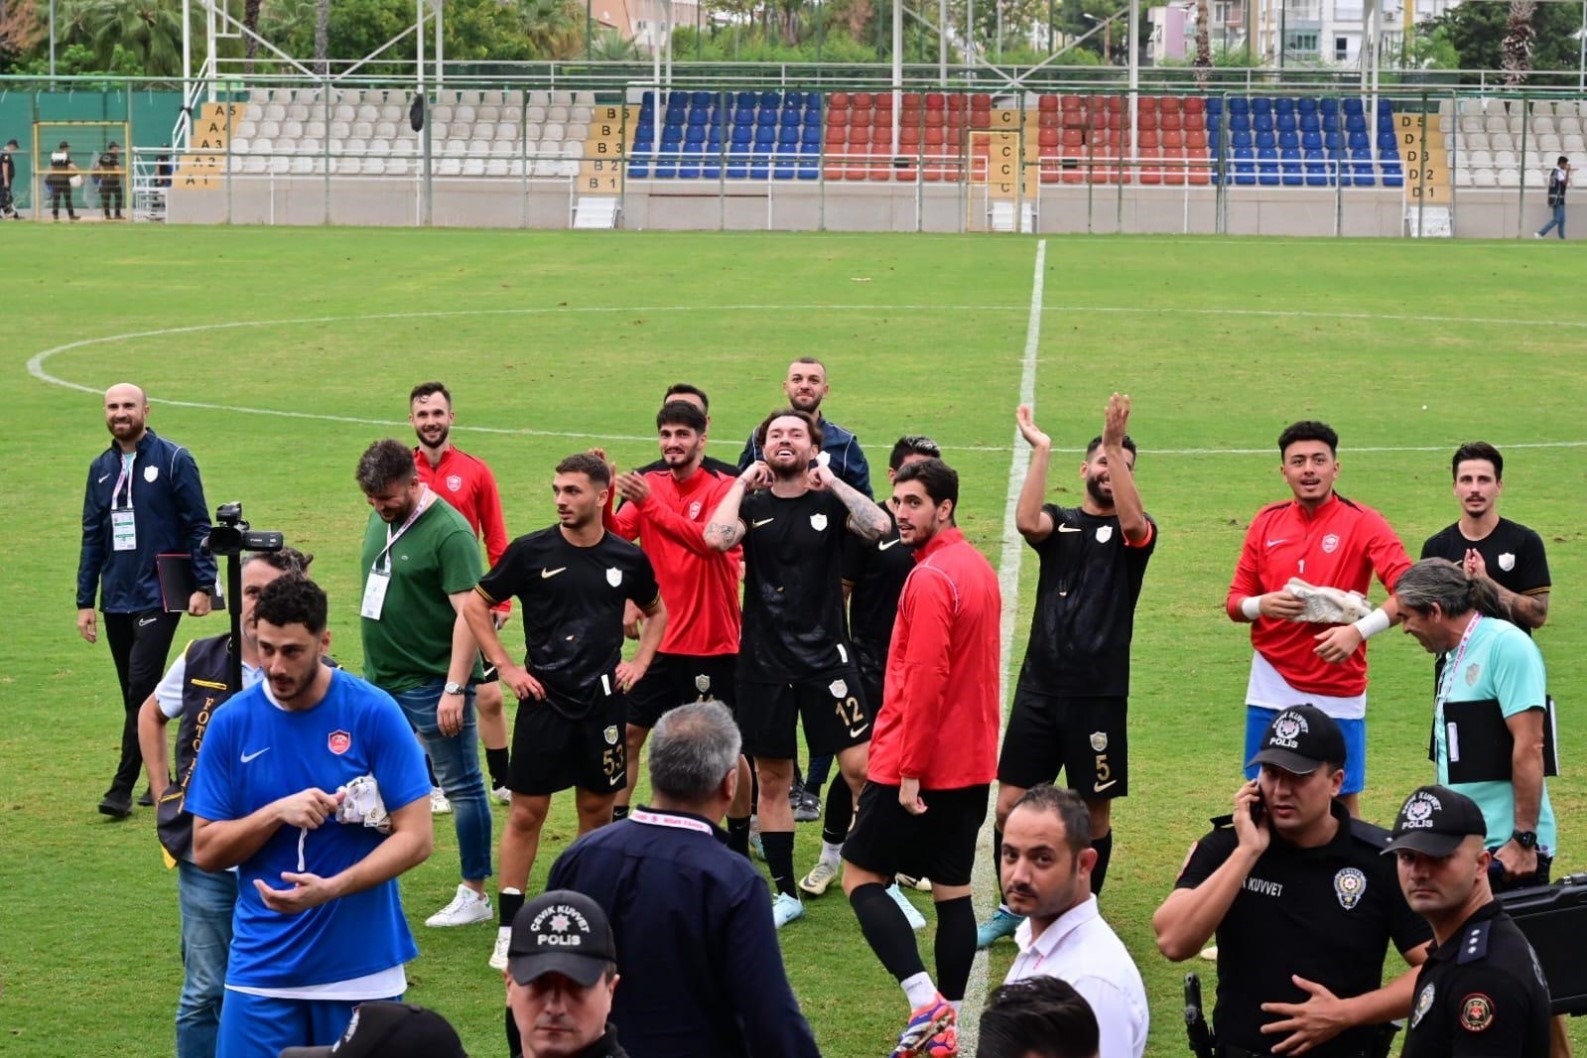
top-left (1174, 800), bottom-right (1430, 1057)
top-left (1401, 902), bottom-right (1550, 1057)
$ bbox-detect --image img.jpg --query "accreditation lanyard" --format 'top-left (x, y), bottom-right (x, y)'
top-left (361, 487), bottom-right (430, 621)
top-left (111, 453), bottom-right (137, 552)
top-left (630, 808), bottom-right (715, 835)
top-left (1435, 614), bottom-right (1483, 763)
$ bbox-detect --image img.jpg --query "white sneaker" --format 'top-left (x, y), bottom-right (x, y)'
top-left (491, 785), bottom-right (512, 805)
top-left (887, 882), bottom-right (927, 930)
top-left (799, 860), bottom-right (840, 897)
top-left (426, 883), bottom-right (493, 927)
top-left (771, 892), bottom-right (805, 929)
top-left (489, 925), bottom-right (512, 971)
top-left (430, 787), bottom-right (452, 815)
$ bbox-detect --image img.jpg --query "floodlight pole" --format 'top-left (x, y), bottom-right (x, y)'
top-left (893, 0), bottom-right (903, 155)
top-left (182, 0), bottom-right (192, 104)
top-left (939, 0), bottom-right (948, 84)
top-left (436, 0), bottom-right (444, 88)
top-left (49, 0), bottom-right (57, 81)
top-left (1580, 0), bottom-right (1585, 91)
top-left (1128, 0), bottom-right (1139, 172)
top-left (417, 0), bottom-right (426, 93)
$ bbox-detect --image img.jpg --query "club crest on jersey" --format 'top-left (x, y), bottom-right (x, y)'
top-left (829, 679), bottom-right (848, 698)
top-left (689, 500), bottom-right (702, 520)
top-left (1466, 663), bottom-right (1481, 687)
top-left (606, 568), bottom-right (622, 588)
top-left (446, 474), bottom-right (463, 492)
top-left (1411, 984), bottom-right (1435, 1028)
top-left (604, 726), bottom-right (619, 745)
top-left (1498, 552), bottom-right (1516, 572)
top-left (144, 465), bottom-right (160, 483)
top-left (1322, 533), bottom-right (1340, 554)
top-left (1095, 525), bottom-right (1113, 544)
top-left (1334, 867), bottom-right (1366, 910)
top-left (695, 674), bottom-right (712, 694)
top-left (811, 513), bottom-right (828, 532)
top-left (1089, 731), bottom-right (1108, 752)
top-left (328, 730), bottom-right (351, 755)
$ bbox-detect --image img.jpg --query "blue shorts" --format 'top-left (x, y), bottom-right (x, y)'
top-left (216, 990), bottom-right (401, 1058)
top-left (1243, 705), bottom-right (1366, 795)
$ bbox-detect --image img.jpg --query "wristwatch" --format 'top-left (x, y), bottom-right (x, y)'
top-left (1512, 829), bottom-right (1538, 850)
top-left (443, 681), bottom-right (467, 696)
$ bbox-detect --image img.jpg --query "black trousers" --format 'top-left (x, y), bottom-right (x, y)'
top-left (101, 186), bottom-right (123, 216)
top-left (101, 609), bottom-right (182, 795)
top-left (49, 187), bottom-right (75, 218)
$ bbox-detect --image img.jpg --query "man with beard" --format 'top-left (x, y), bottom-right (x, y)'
top-left (138, 547), bottom-right (311, 1058)
top-left (708, 408), bottom-right (890, 928)
top-left (1153, 706), bottom-right (1431, 1058)
top-left (999, 785), bottom-right (1147, 1058)
top-left (78, 382), bottom-right (214, 818)
top-left (408, 381), bottom-right (514, 805)
top-left (737, 357), bottom-right (872, 497)
top-left (800, 435), bottom-right (940, 903)
top-left (186, 574), bottom-right (433, 1058)
top-left (840, 457), bottom-right (1001, 1058)
top-left (463, 452), bottom-right (665, 973)
top-left (357, 439), bottom-right (494, 929)
top-left (630, 384), bottom-right (739, 479)
top-left (980, 395), bottom-right (1155, 948)
top-left (1421, 442), bottom-right (1550, 660)
top-left (1226, 421), bottom-right (1413, 819)
top-left (605, 401), bottom-right (746, 830)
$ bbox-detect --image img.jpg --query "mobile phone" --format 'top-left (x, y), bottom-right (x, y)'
top-left (1249, 792), bottom-right (1267, 825)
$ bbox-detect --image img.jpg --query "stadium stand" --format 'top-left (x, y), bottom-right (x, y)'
top-left (1443, 97), bottom-right (1587, 189)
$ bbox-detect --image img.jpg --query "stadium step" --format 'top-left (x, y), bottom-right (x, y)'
top-left (1395, 110), bottom-right (1451, 205)
top-left (177, 102), bottom-right (241, 190)
top-left (573, 195), bottom-right (620, 229)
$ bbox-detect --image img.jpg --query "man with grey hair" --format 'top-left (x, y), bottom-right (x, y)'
top-left (547, 701), bottom-right (820, 1058)
top-left (1394, 558), bottom-right (1557, 892)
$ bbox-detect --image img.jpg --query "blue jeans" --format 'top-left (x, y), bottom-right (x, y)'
top-left (390, 680), bottom-right (493, 882)
top-left (177, 859), bottom-right (238, 1058)
top-left (1539, 202), bottom-right (1566, 238)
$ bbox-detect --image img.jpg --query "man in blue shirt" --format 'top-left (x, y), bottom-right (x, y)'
top-left (737, 356), bottom-right (872, 498)
top-left (1394, 558), bottom-right (1557, 890)
top-left (186, 575), bottom-right (433, 1058)
top-left (548, 700), bottom-right (821, 1058)
top-left (77, 382), bottom-right (214, 818)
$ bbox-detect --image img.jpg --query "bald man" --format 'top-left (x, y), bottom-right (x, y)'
top-left (77, 383), bottom-right (214, 819)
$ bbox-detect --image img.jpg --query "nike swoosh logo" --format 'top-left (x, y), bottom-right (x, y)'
top-left (241, 748), bottom-right (271, 763)
top-left (1266, 539), bottom-right (1288, 548)
top-left (98, 474), bottom-right (110, 484)
top-left (1057, 525), bottom-right (1083, 533)
top-left (848, 724), bottom-right (870, 739)
top-left (138, 616), bottom-right (158, 627)
top-left (541, 567), bottom-right (567, 579)
top-left (753, 518), bottom-right (775, 528)
top-left (878, 538), bottom-right (902, 551)
top-left (1093, 779), bottom-right (1117, 793)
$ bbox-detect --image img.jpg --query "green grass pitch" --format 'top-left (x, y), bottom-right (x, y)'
top-left (4, 225), bottom-right (1587, 1057)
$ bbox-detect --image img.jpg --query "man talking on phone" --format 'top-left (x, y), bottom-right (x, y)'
top-left (1153, 706), bottom-right (1430, 1057)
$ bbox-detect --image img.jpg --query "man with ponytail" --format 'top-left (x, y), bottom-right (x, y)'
top-left (1393, 558), bottom-right (1557, 892)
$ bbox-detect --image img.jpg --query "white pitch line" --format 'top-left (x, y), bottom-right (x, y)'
top-left (960, 239), bottom-right (1048, 1049)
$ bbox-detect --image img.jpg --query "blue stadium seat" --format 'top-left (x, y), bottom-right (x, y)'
top-left (679, 142), bottom-right (703, 179)
top-left (1277, 114), bottom-right (1297, 133)
top-left (1304, 149), bottom-right (1330, 186)
top-left (1256, 130), bottom-right (1277, 150)
top-left (1320, 97), bottom-right (1340, 115)
top-left (661, 129), bottom-right (683, 149)
top-left (1252, 97), bottom-right (1272, 115)
top-left (750, 153), bottom-right (770, 179)
top-left (1279, 130), bottom-right (1300, 150)
top-left (1300, 114), bottom-right (1321, 133)
top-left (1275, 96), bottom-right (1295, 114)
top-left (732, 108), bottom-right (753, 127)
top-left (1377, 132), bottom-right (1398, 151)
top-left (778, 126), bottom-right (799, 145)
top-left (758, 91), bottom-right (780, 108)
top-left (629, 158), bottom-right (650, 178)
top-left (798, 157), bottom-right (819, 180)
top-left (756, 106), bottom-right (777, 125)
top-left (726, 147), bottom-right (749, 178)
top-left (735, 91), bottom-right (755, 108)
top-left (1353, 160), bottom-right (1375, 186)
top-left (1233, 147), bottom-right (1255, 185)
top-left (1258, 147), bottom-right (1279, 185)
top-left (1382, 162), bottom-right (1403, 187)
top-left (1207, 114), bottom-right (1222, 134)
top-left (655, 150), bottom-right (677, 179)
top-left (1281, 149), bottom-right (1303, 185)
top-left (1229, 114), bottom-right (1251, 132)
top-left (754, 126), bottom-right (775, 146)
top-left (1232, 130), bottom-right (1253, 149)
top-left (1254, 114), bottom-right (1274, 132)
top-left (1208, 96), bottom-right (1227, 115)
top-left (683, 125), bottom-right (704, 145)
top-left (1348, 131), bottom-right (1369, 150)
top-left (802, 125), bottom-right (822, 145)
top-left (731, 125), bottom-right (752, 146)
top-left (1298, 96), bottom-right (1318, 114)
top-left (691, 90), bottom-right (711, 107)
top-left (1302, 130), bottom-right (1323, 151)
top-left (1322, 113), bottom-right (1340, 133)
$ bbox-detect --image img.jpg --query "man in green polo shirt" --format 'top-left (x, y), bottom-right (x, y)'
top-left (357, 438), bottom-right (495, 927)
top-left (1394, 558), bottom-right (1557, 891)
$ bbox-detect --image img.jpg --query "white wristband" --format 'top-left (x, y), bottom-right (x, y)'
top-left (1240, 596), bottom-right (1263, 621)
top-left (1352, 608), bottom-right (1391, 639)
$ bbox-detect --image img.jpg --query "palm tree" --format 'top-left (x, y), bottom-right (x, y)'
top-left (244, 0), bottom-right (264, 73)
top-left (56, 0), bottom-right (188, 75)
top-left (314, 0), bottom-right (328, 72)
top-left (1500, 0), bottom-right (1534, 85)
top-left (521, 0), bottom-right (584, 58)
top-left (1193, 0), bottom-right (1210, 87)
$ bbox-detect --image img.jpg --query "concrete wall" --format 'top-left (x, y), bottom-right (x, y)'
top-left (167, 175), bottom-right (1546, 238)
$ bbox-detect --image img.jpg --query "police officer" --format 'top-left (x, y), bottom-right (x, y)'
top-left (97, 141), bottom-right (124, 220)
top-left (1387, 785), bottom-right (1550, 1057)
top-left (1153, 705), bottom-right (1431, 1057)
top-left (47, 140), bottom-right (78, 221)
top-left (1, 139), bottom-right (20, 219)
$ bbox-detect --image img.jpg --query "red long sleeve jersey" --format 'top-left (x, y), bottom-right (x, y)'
top-left (1226, 493), bottom-right (1412, 697)
top-left (868, 528), bottom-right (1002, 790)
top-left (414, 446), bottom-right (511, 613)
top-left (608, 469), bottom-right (741, 657)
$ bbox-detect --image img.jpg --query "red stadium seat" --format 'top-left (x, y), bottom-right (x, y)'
top-left (1039, 128), bottom-right (1059, 147)
top-left (1139, 129), bottom-right (1159, 149)
top-left (1062, 128), bottom-right (1084, 147)
top-left (829, 92), bottom-right (850, 109)
top-left (1162, 129), bottom-right (1184, 150)
top-left (1039, 94), bottom-right (1059, 112)
top-left (1161, 111), bottom-right (1182, 132)
top-left (1186, 130), bottom-right (1208, 150)
top-left (971, 93), bottom-right (992, 109)
top-left (925, 93), bottom-right (946, 110)
top-left (1184, 96), bottom-right (1206, 114)
top-left (852, 92), bottom-right (874, 109)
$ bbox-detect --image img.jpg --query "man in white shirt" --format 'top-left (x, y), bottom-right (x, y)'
top-left (1000, 784), bottom-right (1148, 1058)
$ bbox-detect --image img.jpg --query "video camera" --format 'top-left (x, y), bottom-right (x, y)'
top-left (203, 502), bottom-right (284, 557)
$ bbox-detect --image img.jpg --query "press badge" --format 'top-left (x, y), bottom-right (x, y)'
top-left (361, 570), bottom-right (390, 620)
top-left (111, 509), bottom-right (137, 552)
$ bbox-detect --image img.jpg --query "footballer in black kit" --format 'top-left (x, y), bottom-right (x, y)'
top-left (1421, 518), bottom-right (1550, 614)
top-left (475, 526), bottom-right (661, 796)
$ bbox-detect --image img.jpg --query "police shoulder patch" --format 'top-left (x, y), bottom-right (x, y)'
top-left (1411, 983), bottom-right (1435, 1028)
top-left (1459, 993), bottom-right (1495, 1033)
